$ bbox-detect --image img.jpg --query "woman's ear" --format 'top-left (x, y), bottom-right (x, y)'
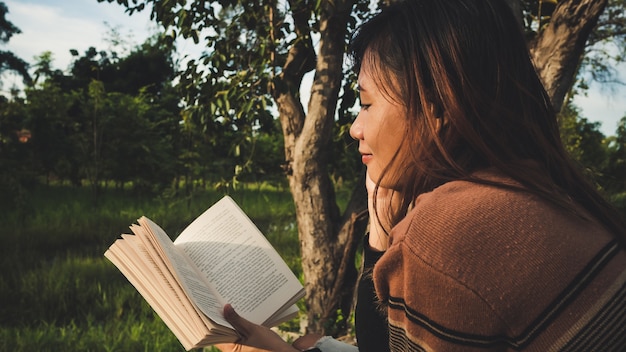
top-left (430, 102), bottom-right (443, 119)
top-left (426, 101), bottom-right (445, 132)
top-left (435, 116), bottom-right (443, 132)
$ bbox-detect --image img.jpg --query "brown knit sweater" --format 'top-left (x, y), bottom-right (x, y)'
top-left (373, 174), bottom-right (626, 351)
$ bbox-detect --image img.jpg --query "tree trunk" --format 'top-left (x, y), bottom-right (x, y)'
top-left (529, 0), bottom-right (608, 112)
top-left (272, 0), bottom-right (368, 334)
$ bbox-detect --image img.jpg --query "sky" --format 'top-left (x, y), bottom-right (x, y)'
top-left (3, 0), bottom-right (626, 136)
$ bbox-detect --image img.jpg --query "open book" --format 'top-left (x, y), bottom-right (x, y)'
top-left (104, 196), bottom-right (305, 350)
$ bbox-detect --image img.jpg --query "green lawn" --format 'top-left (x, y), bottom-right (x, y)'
top-left (0, 183), bottom-right (301, 351)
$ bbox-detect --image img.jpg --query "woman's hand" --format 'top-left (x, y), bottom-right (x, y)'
top-left (366, 171), bottom-right (401, 251)
top-left (218, 304), bottom-right (298, 352)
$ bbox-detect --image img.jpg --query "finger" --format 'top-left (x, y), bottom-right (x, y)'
top-left (223, 304), bottom-right (254, 338)
top-left (214, 343), bottom-right (236, 352)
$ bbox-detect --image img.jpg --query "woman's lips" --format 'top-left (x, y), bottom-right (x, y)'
top-left (361, 154), bottom-right (373, 164)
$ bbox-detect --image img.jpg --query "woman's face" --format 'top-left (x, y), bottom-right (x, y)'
top-left (350, 66), bottom-right (408, 187)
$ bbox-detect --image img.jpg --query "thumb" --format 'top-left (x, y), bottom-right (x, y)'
top-left (223, 304), bottom-right (254, 338)
top-left (222, 304), bottom-right (292, 352)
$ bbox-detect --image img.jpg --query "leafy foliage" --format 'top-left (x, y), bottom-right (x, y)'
top-left (19, 37), bottom-right (182, 196)
top-left (604, 116), bottom-right (626, 192)
top-left (0, 1), bottom-right (30, 84)
top-left (1, 24), bottom-right (292, 208)
top-left (558, 102), bottom-right (626, 217)
top-left (582, 0), bottom-right (626, 84)
top-left (559, 103), bottom-right (608, 177)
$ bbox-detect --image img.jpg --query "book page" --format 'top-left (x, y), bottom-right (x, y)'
top-left (139, 217), bottom-right (231, 327)
top-left (120, 233), bottom-right (214, 335)
top-left (174, 196), bottom-right (304, 325)
top-left (105, 240), bottom-right (198, 350)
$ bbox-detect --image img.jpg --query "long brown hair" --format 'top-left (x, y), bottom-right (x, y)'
top-left (349, 0), bottom-right (626, 242)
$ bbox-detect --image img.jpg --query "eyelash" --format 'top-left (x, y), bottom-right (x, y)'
top-left (360, 104), bottom-right (371, 111)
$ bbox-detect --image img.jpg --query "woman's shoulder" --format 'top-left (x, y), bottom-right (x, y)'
top-left (390, 168), bottom-right (613, 261)
top-left (377, 172), bottom-right (625, 352)
top-left (407, 170), bottom-right (533, 226)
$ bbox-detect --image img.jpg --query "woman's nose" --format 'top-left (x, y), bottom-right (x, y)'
top-left (350, 114), bottom-right (363, 140)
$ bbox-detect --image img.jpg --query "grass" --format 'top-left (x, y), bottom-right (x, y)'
top-left (0, 182), bottom-right (301, 351)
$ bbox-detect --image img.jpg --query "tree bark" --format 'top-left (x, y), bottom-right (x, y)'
top-left (272, 0), bottom-right (367, 334)
top-left (529, 0), bottom-right (608, 112)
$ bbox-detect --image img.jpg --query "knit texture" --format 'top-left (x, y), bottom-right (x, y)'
top-left (373, 173), bottom-right (626, 351)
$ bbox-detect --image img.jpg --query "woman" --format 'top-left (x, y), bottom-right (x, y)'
top-left (219, 0), bottom-right (626, 350)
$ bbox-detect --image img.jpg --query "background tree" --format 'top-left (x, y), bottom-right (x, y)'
top-left (31, 51), bottom-right (62, 85)
top-left (0, 94), bottom-right (33, 218)
top-left (23, 81), bottom-right (80, 185)
top-left (7, 34), bottom-right (182, 202)
top-left (523, 0), bottom-right (623, 111)
top-left (604, 116), bottom-right (626, 193)
top-left (100, 0), bottom-right (626, 334)
top-left (558, 102), bottom-right (608, 178)
top-left (0, 1), bottom-right (30, 86)
top-left (576, 0), bottom-right (626, 88)
top-left (0, 1), bottom-right (32, 216)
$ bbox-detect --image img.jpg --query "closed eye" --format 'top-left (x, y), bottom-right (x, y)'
top-left (360, 104), bottom-right (371, 111)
